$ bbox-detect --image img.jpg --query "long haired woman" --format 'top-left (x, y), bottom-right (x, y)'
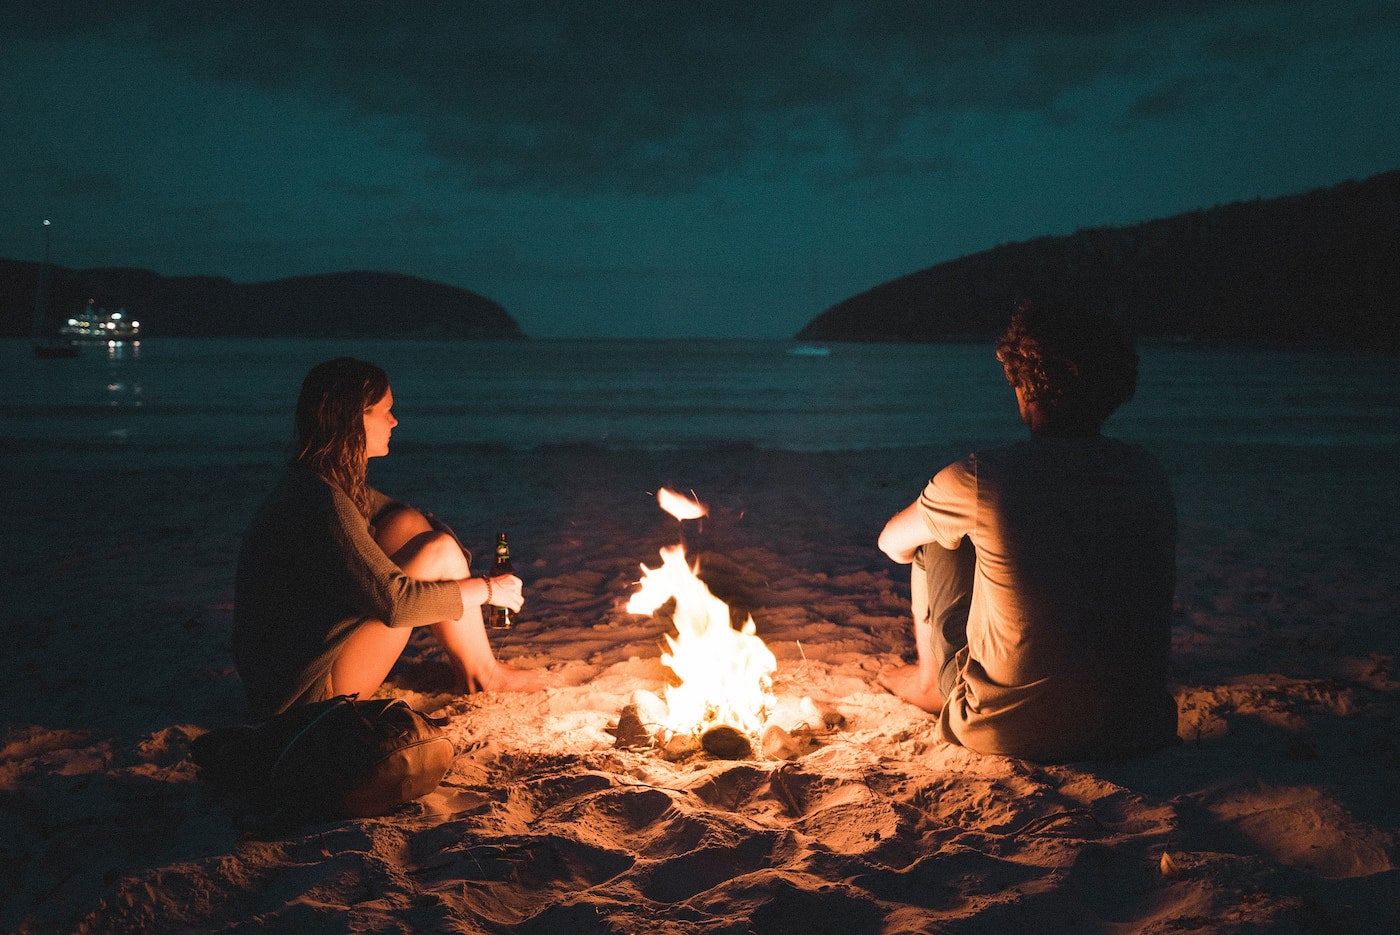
top-left (232, 357), bottom-right (545, 720)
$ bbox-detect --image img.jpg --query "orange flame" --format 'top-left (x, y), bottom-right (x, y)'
top-left (657, 486), bottom-right (707, 520)
top-left (628, 492), bottom-right (775, 737)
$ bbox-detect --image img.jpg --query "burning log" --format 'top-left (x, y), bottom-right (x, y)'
top-left (661, 733), bottom-right (701, 760)
top-left (606, 705), bottom-right (653, 750)
top-left (627, 489), bottom-right (777, 743)
top-left (699, 725), bottom-right (753, 760)
top-left (607, 704), bottom-right (844, 762)
top-left (620, 487), bottom-right (848, 762)
top-left (759, 724), bottom-right (804, 761)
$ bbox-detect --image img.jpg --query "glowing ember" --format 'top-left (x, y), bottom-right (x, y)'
top-left (627, 491), bottom-right (776, 738)
top-left (656, 486), bottom-right (707, 520)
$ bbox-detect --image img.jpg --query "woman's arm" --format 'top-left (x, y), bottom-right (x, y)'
top-left (371, 499), bottom-right (520, 614)
top-left (459, 574), bottom-right (522, 612)
top-left (325, 486), bottom-right (465, 628)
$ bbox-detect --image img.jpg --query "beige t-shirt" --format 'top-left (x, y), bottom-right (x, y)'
top-left (920, 437), bottom-right (1178, 761)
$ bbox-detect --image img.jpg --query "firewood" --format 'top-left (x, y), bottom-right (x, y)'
top-left (700, 725), bottom-right (753, 760)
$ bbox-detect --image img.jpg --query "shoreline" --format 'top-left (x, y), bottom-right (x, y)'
top-left (11, 431), bottom-right (1400, 473)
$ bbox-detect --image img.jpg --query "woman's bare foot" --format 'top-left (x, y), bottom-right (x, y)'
top-left (469, 661), bottom-right (553, 694)
top-left (877, 663), bottom-right (945, 713)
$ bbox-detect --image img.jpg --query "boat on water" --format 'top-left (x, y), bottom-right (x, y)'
top-left (28, 221), bottom-right (141, 357)
top-left (29, 219), bottom-right (81, 357)
top-left (59, 299), bottom-right (142, 343)
top-left (33, 301), bottom-right (144, 358)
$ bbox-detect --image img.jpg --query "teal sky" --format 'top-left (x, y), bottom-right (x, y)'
top-left (3, 2), bottom-right (1397, 338)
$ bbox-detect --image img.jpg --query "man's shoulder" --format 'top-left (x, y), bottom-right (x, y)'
top-left (962, 440), bottom-right (1036, 470)
top-left (981, 435), bottom-right (1162, 463)
top-left (969, 437), bottom-right (1169, 487)
top-left (1087, 436), bottom-right (1170, 477)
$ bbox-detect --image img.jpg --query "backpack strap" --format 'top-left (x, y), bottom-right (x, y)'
top-left (267, 694), bottom-right (357, 787)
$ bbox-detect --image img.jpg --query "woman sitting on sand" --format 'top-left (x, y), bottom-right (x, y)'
top-left (232, 356), bottom-right (545, 721)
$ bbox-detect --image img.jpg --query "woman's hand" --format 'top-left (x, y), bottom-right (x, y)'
top-left (485, 574), bottom-right (524, 611)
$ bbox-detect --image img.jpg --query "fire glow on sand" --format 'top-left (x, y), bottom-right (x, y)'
top-left (623, 488), bottom-right (835, 760)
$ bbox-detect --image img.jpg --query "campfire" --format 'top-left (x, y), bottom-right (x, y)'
top-left (619, 488), bottom-right (840, 760)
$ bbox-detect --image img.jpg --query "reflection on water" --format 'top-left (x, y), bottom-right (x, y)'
top-left (103, 340), bottom-right (141, 362)
top-left (4, 337), bottom-right (1398, 469)
top-left (14, 339), bottom-right (149, 448)
top-left (103, 378), bottom-right (143, 411)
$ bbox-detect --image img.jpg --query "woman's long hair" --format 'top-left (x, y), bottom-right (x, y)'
top-left (293, 357), bottom-right (389, 516)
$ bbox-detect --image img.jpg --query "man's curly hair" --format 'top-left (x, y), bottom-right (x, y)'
top-left (995, 301), bottom-right (1138, 426)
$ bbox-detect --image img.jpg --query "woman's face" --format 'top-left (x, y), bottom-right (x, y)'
top-left (363, 387), bottom-right (398, 458)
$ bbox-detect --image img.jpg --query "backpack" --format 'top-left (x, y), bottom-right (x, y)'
top-left (192, 694), bottom-right (456, 821)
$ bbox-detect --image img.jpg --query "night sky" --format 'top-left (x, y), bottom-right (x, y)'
top-left (3, 2), bottom-right (1397, 338)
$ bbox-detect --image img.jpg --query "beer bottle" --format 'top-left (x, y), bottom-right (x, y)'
top-left (487, 532), bottom-right (513, 629)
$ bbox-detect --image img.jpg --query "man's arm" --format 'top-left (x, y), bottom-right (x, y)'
top-left (878, 501), bottom-right (932, 565)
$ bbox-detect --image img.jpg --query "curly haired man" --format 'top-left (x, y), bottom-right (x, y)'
top-left (877, 303), bottom-right (1179, 761)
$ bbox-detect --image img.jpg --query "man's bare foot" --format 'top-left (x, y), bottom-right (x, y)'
top-left (469, 661), bottom-right (553, 694)
top-left (877, 663), bottom-right (945, 713)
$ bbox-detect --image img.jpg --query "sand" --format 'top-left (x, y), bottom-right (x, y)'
top-left (3, 441), bottom-right (1397, 933)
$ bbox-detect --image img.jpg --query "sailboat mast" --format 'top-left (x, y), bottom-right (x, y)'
top-left (32, 219), bottom-right (52, 334)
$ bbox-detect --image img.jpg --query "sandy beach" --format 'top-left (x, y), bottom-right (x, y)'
top-left (3, 440), bottom-right (1397, 933)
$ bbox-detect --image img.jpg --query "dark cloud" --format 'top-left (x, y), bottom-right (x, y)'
top-left (33, 168), bottom-right (127, 202)
top-left (1126, 72), bottom-right (1238, 120)
top-left (3, 0), bottom-right (1397, 338)
top-left (384, 205), bottom-right (456, 230)
top-left (7, 1), bottom-right (1391, 197)
top-left (318, 179), bottom-right (406, 201)
top-left (55, 171), bottom-right (126, 199)
top-left (166, 199), bottom-right (261, 224)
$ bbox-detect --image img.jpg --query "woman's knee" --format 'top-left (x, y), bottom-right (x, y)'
top-left (397, 530), bottom-right (470, 580)
top-left (374, 506), bottom-right (433, 556)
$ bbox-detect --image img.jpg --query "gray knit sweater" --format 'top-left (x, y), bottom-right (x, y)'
top-left (232, 463), bottom-right (464, 720)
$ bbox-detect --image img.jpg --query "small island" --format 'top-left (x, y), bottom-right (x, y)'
top-left (0, 266), bottom-right (524, 340)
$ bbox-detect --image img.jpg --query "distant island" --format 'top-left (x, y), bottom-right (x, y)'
top-left (0, 265), bottom-right (524, 340)
top-left (797, 169), bottom-right (1400, 352)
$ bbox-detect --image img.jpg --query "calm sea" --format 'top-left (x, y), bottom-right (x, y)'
top-left (4, 338), bottom-right (1397, 469)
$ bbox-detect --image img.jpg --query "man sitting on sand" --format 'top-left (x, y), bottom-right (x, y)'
top-left (877, 303), bottom-right (1179, 761)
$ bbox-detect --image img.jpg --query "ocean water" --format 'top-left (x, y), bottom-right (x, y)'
top-left (4, 337), bottom-right (1398, 468)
